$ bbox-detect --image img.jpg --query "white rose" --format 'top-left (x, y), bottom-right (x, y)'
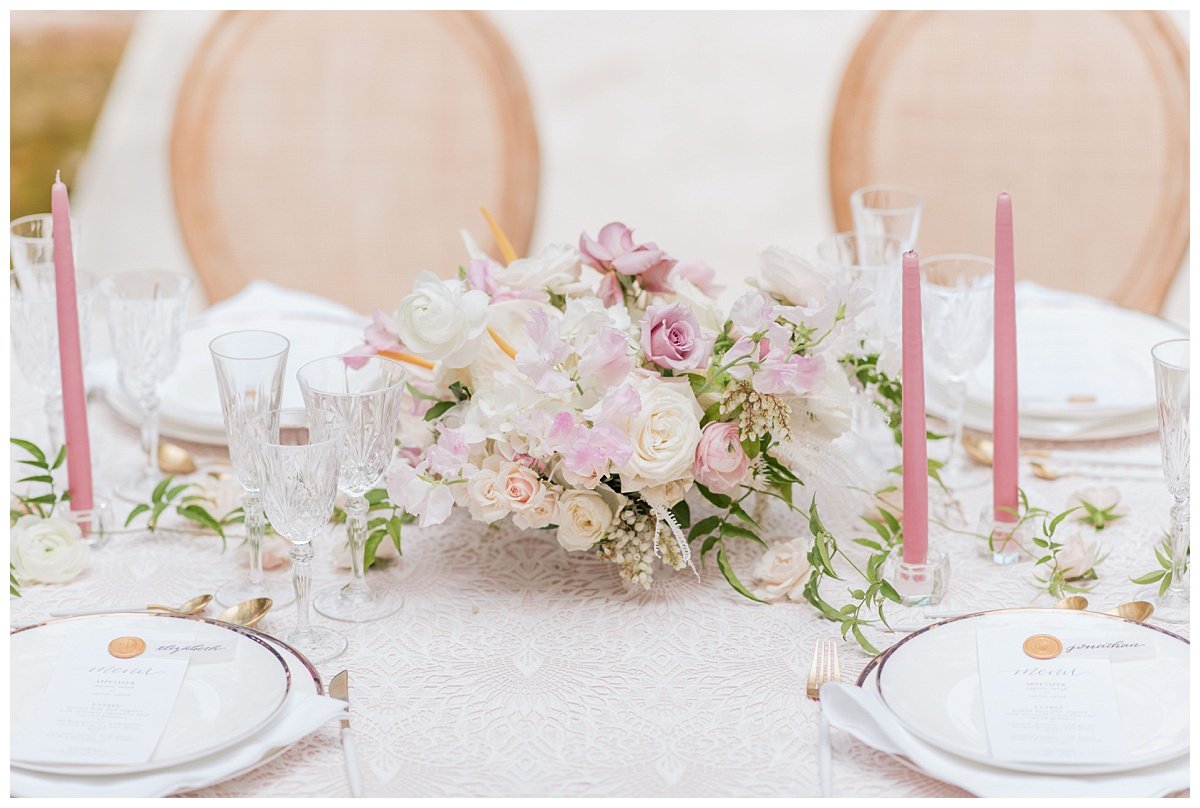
top-left (752, 247), bottom-right (833, 308)
top-left (512, 485), bottom-right (559, 530)
top-left (10, 515), bottom-right (89, 584)
top-left (1057, 531), bottom-right (1101, 580)
top-left (466, 465), bottom-right (509, 524)
top-left (641, 477), bottom-right (694, 510)
top-left (556, 489), bottom-right (620, 551)
top-left (618, 373), bottom-right (703, 492)
top-left (499, 244), bottom-right (587, 296)
top-left (752, 537), bottom-right (813, 602)
top-left (1066, 486), bottom-right (1126, 515)
top-left (394, 272), bottom-right (490, 367)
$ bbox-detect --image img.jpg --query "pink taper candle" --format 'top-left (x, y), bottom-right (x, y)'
top-left (51, 171), bottom-right (94, 516)
top-left (901, 250), bottom-right (928, 565)
top-left (993, 192), bottom-right (1019, 522)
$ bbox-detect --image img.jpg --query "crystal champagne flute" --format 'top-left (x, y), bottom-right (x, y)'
top-left (210, 330), bottom-right (295, 608)
top-left (251, 407), bottom-right (346, 662)
top-left (298, 355), bottom-right (407, 622)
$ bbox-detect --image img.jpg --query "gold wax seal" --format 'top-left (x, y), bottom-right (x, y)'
top-left (1022, 633), bottom-right (1063, 660)
top-left (108, 636), bottom-right (147, 659)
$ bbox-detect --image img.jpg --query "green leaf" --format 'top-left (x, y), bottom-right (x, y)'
top-left (363, 530), bottom-right (385, 570)
top-left (165, 483), bottom-right (191, 502)
top-left (385, 516), bottom-right (403, 555)
top-left (10, 438), bottom-right (46, 465)
top-left (1129, 570), bottom-right (1166, 585)
top-left (716, 545), bottom-right (767, 604)
top-left (124, 503), bottom-right (151, 527)
top-left (50, 444), bottom-right (67, 470)
top-left (24, 494), bottom-right (57, 505)
top-left (851, 623), bottom-right (880, 655)
top-left (669, 500), bottom-right (690, 530)
top-left (879, 580), bottom-right (902, 604)
top-left (1158, 572), bottom-right (1173, 596)
top-left (178, 504), bottom-right (225, 538)
top-left (365, 488), bottom-right (389, 506)
top-left (1046, 506), bottom-right (1078, 537)
top-left (700, 533), bottom-right (721, 559)
top-left (423, 400), bottom-right (456, 421)
top-left (721, 522), bottom-right (767, 548)
top-left (852, 538), bottom-right (883, 552)
top-left (729, 501), bottom-right (760, 529)
top-left (696, 484), bottom-right (731, 510)
top-left (688, 515), bottom-right (721, 542)
top-left (16, 475), bottom-right (55, 485)
top-left (151, 477), bottom-right (173, 504)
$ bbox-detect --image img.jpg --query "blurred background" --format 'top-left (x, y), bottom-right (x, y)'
top-left (9, 10), bottom-right (1190, 324)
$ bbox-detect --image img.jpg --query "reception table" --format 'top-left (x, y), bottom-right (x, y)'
top-left (8, 364), bottom-right (1184, 798)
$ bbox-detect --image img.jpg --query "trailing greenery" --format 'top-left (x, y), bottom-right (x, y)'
top-left (1131, 532), bottom-right (1189, 597)
top-left (124, 476), bottom-right (243, 546)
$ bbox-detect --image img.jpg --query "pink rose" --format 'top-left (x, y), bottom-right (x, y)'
top-left (579, 222), bottom-right (676, 280)
top-left (694, 422), bottom-right (750, 495)
top-left (640, 302), bottom-right (714, 371)
top-left (671, 260), bottom-right (724, 296)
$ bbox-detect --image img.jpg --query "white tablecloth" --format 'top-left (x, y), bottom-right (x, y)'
top-left (8, 369), bottom-right (1185, 797)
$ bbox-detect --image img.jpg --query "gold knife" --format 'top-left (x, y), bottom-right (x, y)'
top-left (329, 670), bottom-right (364, 797)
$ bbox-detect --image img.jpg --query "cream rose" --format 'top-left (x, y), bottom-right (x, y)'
top-left (466, 466), bottom-right (509, 524)
top-left (512, 486), bottom-right (560, 530)
top-left (10, 515), bottom-right (89, 584)
top-left (394, 272), bottom-right (490, 367)
top-left (752, 537), bottom-right (813, 602)
top-left (1057, 531), bottom-right (1102, 580)
top-left (617, 374), bottom-right (703, 492)
top-left (556, 489), bottom-right (619, 551)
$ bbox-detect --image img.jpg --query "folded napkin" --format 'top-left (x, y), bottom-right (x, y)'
top-left (821, 679), bottom-right (1189, 797)
top-left (194, 280), bottom-right (365, 324)
top-left (10, 691), bottom-right (346, 797)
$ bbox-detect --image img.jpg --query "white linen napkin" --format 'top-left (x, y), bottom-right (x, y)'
top-left (9, 691), bottom-right (346, 797)
top-left (193, 280), bottom-right (365, 324)
top-left (821, 679), bottom-right (1188, 797)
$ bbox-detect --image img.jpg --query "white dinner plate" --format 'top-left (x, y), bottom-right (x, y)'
top-left (874, 609), bottom-right (1189, 775)
top-left (98, 309), bottom-right (367, 446)
top-left (10, 612), bottom-right (292, 776)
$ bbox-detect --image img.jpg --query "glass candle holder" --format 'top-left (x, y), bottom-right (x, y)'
top-left (881, 545), bottom-right (950, 607)
top-left (977, 505), bottom-right (1035, 565)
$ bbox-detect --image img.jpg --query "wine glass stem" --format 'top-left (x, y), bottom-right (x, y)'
top-left (44, 391), bottom-right (64, 460)
top-left (138, 392), bottom-right (160, 481)
top-left (1168, 495), bottom-right (1190, 600)
top-left (243, 489), bottom-right (265, 587)
top-left (291, 541), bottom-right (314, 635)
top-left (944, 374), bottom-right (967, 470)
top-left (344, 494), bottom-right (371, 595)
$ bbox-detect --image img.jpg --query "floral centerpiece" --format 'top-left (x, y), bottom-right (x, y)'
top-left (350, 215), bottom-right (888, 596)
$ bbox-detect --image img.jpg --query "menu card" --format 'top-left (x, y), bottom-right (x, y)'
top-left (976, 627), bottom-right (1125, 764)
top-left (14, 628), bottom-right (192, 766)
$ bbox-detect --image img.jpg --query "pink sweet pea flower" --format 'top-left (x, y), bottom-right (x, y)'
top-left (694, 422), bottom-right (751, 495)
top-left (640, 302), bottom-right (715, 371)
top-left (386, 459), bottom-right (455, 528)
top-left (671, 260), bottom-right (724, 296)
top-left (345, 308), bottom-right (404, 368)
top-left (465, 257), bottom-right (502, 296)
top-left (515, 309), bottom-right (573, 394)
top-left (754, 350), bottom-right (824, 397)
top-left (596, 270), bottom-right (624, 308)
top-left (577, 326), bottom-right (632, 388)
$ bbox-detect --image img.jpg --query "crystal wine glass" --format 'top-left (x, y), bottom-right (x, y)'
top-left (920, 255), bottom-right (994, 487)
top-left (850, 184), bottom-right (924, 250)
top-left (9, 264), bottom-right (96, 455)
top-left (210, 330), bottom-right (295, 609)
top-left (298, 355), bottom-right (407, 622)
top-left (1151, 338), bottom-right (1189, 623)
top-left (10, 213), bottom-right (79, 271)
top-left (251, 407), bottom-right (346, 662)
top-left (98, 270), bottom-right (192, 499)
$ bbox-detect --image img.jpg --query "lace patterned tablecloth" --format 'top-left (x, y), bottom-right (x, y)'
top-left (8, 386), bottom-right (1187, 797)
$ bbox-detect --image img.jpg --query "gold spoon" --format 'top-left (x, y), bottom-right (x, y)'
top-left (1106, 600), bottom-right (1154, 622)
top-left (158, 442), bottom-right (198, 475)
top-left (1055, 595), bottom-right (1088, 610)
top-left (962, 435), bottom-right (1048, 466)
top-left (216, 597), bottom-right (273, 628)
top-left (146, 594), bottom-right (213, 615)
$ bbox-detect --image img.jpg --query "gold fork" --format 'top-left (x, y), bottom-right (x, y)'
top-left (806, 638), bottom-right (841, 797)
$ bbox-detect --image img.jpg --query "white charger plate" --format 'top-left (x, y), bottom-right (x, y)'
top-left (97, 310), bottom-right (367, 446)
top-left (11, 612), bottom-right (292, 776)
top-left (874, 609), bottom-right (1189, 776)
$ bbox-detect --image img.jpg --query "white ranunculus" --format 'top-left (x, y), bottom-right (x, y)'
top-left (752, 246), bottom-right (833, 308)
top-left (11, 515), bottom-right (89, 584)
top-left (1057, 531), bottom-right (1102, 580)
top-left (752, 537), bottom-right (813, 602)
top-left (499, 244), bottom-right (588, 296)
top-left (617, 373), bottom-right (703, 492)
top-left (556, 489), bottom-right (619, 551)
top-left (394, 272), bottom-right (490, 367)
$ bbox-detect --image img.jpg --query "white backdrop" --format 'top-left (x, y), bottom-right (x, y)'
top-left (72, 10), bottom-right (1188, 322)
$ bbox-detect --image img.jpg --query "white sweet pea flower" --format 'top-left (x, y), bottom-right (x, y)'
top-left (394, 272), bottom-right (489, 368)
top-left (752, 247), bottom-right (834, 308)
top-left (11, 515), bottom-right (89, 584)
top-left (752, 537), bottom-right (813, 602)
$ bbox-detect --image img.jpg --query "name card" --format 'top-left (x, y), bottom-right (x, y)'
top-left (13, 628), bottom-right (191, 765)
top-left (976, 627), bottom-right (1125, 764)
